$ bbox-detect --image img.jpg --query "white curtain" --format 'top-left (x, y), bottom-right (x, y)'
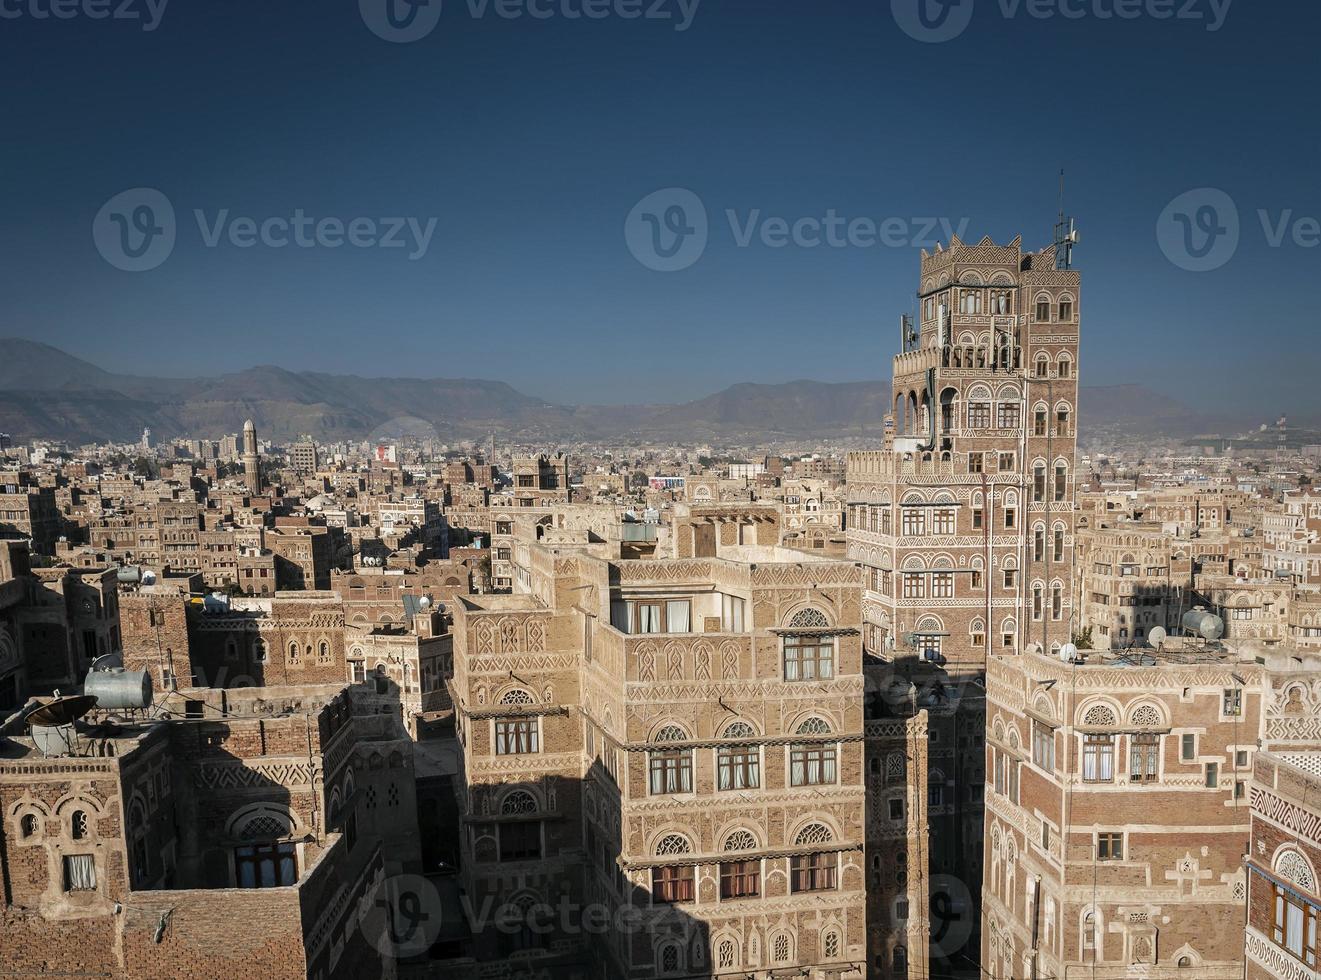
top-left (666, 601), bottom-right (690, 633)
top-left (65, 854), bottom-right (97, 891)
top-left (637, 604), bottom-right (660, 633)
top-left (1287, 902), bottom-right (1305, 956)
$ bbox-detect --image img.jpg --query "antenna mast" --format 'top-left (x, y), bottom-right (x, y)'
top-left (1053, 168), bottom-right (1080, 270)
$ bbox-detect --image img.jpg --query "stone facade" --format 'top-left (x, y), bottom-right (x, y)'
top-left (447, 536), bottom-right (882, 978)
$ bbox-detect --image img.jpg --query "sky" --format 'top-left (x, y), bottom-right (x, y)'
top-left (0, 0), bottom-right (1317, 415)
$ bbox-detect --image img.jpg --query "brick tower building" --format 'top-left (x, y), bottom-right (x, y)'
top-left (846, 233), bottom-right (1081, 973)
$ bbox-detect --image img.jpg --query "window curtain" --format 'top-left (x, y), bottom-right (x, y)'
top-left (1083, 738), bottom-right (1114, 781)
top-left (65, 854), bottom-right (96, 891)
top-left (610, 601), bottom-right (629, 632)
top-left (1287, 901), bottom-right (1305, 956)
top-left (637, 604), bottom-right (661, 633)
top-left (666, 601), bottom-right (690, 633)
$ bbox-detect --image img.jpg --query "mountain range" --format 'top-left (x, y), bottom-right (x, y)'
top-left (0, 338), bottom-right (1222, 446)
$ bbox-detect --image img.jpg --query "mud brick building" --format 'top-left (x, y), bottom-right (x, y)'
top-left (1246, 749), bottom-right (1321, 979)
top-left (447, 531), bottom-right (884, 978)
top-left (1073, 523), bottom-right (1195, 649)
top-left (0, 682), bottom-right (418, 979)
top-left (983, 641), bottom-right (1321, 980)
top-left (0, 541), bottom-right (120, 710)
top-left (844, 232), bottom-right (1080, 974)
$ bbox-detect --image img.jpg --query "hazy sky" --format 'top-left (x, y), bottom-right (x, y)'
top-left (1, 0), bottom-right (1317, 415)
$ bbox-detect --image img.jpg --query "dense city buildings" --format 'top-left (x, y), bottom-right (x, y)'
top-left (1, 234), bottom-right (1320, 980)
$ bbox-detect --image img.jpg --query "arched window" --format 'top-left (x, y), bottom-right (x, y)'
top-left (773, 934), bottom-right (791, 962)
top-left (71, 810), bottom-right (88, 840)
top-left (724, 829), bottom-right (757, 852)
top-left (659, 942), bottom-right (682, 973)
top-left (788, 607), bottom-right (830, 629)
top-left (790, 720), bottom-right (837, 786)
top-left (718, 722), bottom-right (759, 790)
top-left (652, 835), bottom-right (694, 903)
top-left (20, 813), bottom-right (38, 838)
top-left (1033, 462), bottom-right (1047, 502)
top-left (1083, 704), bottom-right (1118, 727)
top-left (1130, 703), bottom-right (1162, 728)
top-left (494, 690), bottom-right (539, 755)
top-left (651, 726), bottom-right (693, 794)
top-left (717, 939), bottom-right (737, 969)
top-left (822, 928), bottom-right (840, 959)
top-left (655, 833), bottom-right (691, 856)
top-left (501, 790), bottom-right (537, 815)
top-left (791, 823), bottom-right (836, 893)
top-left (1054, 462), bottom-right (1068, 502)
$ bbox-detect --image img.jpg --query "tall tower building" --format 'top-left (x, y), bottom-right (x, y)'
top-left (241, 418), bottom-right (262, 493)
top-left (846, 233), bottom-right (1081, 972)
top-left (847, 232), bottom-right (1080, 672)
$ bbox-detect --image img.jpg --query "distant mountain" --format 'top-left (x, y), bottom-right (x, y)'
top-left (0, 338), bottom-right (1224, 446)
top-left (1079, 384), bottom-right (1195, 422)
top-left (0, 339), bottom-right (125, 391)
top-left (653, 381), bottom-right (890, 434)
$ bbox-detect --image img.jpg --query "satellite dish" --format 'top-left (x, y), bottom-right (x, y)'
top-left (27, 695), bottom-right (98, 728)
top-left (1149, 626), bottom-right (1167, 647)
top-left (418, 595), bottom-right (432, 608)
top-left (141, 570), bottom-right (157, 585)
top-left (1059, 642), bottom-right (1078, 663)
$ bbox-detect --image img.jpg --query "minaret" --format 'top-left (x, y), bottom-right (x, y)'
top-left (241, 419), bottom-right (262, 493)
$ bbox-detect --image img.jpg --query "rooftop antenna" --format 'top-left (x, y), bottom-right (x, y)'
top-left (1053, 168), bottom-right (1080, 270)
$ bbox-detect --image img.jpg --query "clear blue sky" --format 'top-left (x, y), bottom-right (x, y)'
top-left (1, 0), bottom-right (1317, 415)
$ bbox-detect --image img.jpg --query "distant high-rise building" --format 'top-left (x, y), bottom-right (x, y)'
top-left (288, 440), bottom-right (318, 474)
